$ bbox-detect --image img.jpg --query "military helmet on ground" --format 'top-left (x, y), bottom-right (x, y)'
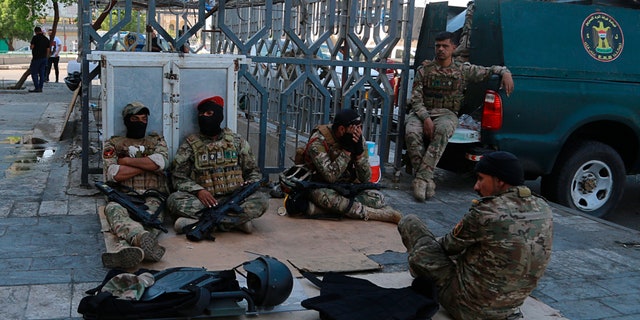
top-left (241, 256), bottom-right (293, 307)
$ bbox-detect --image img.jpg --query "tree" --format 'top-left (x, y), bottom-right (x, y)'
top-left (11, 0), bottom-right (112, 89)
top-left (0, 0), bottom-right (39, 50)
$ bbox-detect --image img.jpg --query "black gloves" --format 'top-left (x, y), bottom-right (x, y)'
top-left (342, 134), bottom-right (364, 156)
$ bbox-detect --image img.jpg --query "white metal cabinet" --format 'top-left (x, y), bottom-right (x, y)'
top-left (88, 51), bottom-right (248, 160)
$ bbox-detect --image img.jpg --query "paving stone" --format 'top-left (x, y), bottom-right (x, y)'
top-left (601, 294), bottom-right (640, 315)
top-left (0, 285), bottom-right (29, 319)
top-left (0, 199), bottom-right (13, 218)
top-left (536, 277), bottom-right (615, 301)
top-left (72, 282), bottom-right (101, 318)
top-left (25, 283), bottom-right (72, 319)
top-left (550, 299), bottom-right (622, 320)
top-left (0, 269), bottom-right (71, 286)
top-left (68, 196), bottom-right (99, 216)
top-left (10, 201), bottom-right (40, 218)
top-left (38, 200), bottom-right (68, 216)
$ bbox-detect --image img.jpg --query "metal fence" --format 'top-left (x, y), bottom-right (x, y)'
top-left (79, 0), bottom-right (414, 183)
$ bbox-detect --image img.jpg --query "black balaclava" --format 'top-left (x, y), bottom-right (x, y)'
top-left (198, 99), bottom-right (224, 137)
top-left (122, 102), bottom-right (149, 139)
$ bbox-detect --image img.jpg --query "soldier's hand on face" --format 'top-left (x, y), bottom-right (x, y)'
top-left (423, 117), bottom-right (435, 140)
top-left (347, 124), bottom-right (363, 142)
top-left (197, 189), bottom-right (218, 208)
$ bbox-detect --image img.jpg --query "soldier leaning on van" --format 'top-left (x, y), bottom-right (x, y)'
top-left (405, 31), bottom-right (514, 202)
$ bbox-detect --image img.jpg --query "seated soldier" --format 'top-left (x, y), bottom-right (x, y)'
top-left (101, 102), bottom-right (169, 269)
top-left (167, 96), bottom-right (268, 234)
top-left (284, 108), bottom-right (402, 223)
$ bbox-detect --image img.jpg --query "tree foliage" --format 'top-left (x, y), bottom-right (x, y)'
top-left (0, 0), bottom-right (75, 50)
top-left (99, 9), bottom-right (149, 33)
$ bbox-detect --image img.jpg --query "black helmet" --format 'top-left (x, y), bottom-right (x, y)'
top-left (241, 256), bottom-right (293, 307)
top-left (279, 164), bottom-right (312, 194)
top-left (64, 71), bottom-right (81, 91)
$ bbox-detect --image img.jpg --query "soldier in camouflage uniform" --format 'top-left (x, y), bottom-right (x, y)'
top-left (453, 1), bottom-right (475, 62)
top-left (406, 31), bottom-right (514, 201)
top-left (296, 109), bottom-right (401, 224)
top-left (167, 96), bottom-right (268, 234)
top-left (398, 151), bottom-right (553, 320)
top-left (102, 102), bottom-right (169, 269)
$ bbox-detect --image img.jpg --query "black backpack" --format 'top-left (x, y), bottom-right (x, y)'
top-left (77, 267), bottom-right (241, 320)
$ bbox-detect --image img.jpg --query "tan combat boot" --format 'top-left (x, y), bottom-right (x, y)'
top-left (412, 178), bottom-right (436, 201)
top-left (235, 221), bottom-right (254, 234)
top-left (363, 205), bottom-right (403, 224)
top-left (102, 243), bottom-right (144, 269)
top-left (412, 178), bottom-right (427, 202)
top-left (174, 217), bottom-right (199, 234)
top-left (132, 231), bottom-right (165, 262)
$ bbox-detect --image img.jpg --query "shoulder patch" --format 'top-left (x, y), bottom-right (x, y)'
top-left (103, 146), bottom-right (116, 158)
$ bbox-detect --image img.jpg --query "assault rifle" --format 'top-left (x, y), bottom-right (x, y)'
top-left (183, 180), bottom-right (263, 242)
top-left (95, 181), bottom-right (168, 233)
top-left (293, 180), bottom-right (382, 198)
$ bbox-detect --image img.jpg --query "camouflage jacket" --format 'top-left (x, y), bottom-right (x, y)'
top-left (410, 59), bottom-right (509, 119)
top-left (102, 133), bottom-right (169, 193)
top-left (440, 186), bottom-right (553, 317)
top-left (306, 125), bottom-right (371, 184)
top-left (171, 129), bottom-right (262, 194)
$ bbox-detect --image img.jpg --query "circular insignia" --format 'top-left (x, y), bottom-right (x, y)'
top-left (581, 12), bottom-right (624, 62)
top-left (103, 146), bottom-right (115, 158)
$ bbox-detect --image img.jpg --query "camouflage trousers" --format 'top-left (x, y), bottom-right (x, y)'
top-left (404, 109), bottom-right (458, 181)
top-left (308, 188), bottom-right (386, 219)
top-left (104, 197), bottom-right (164, 247)
top-left (398, 214), bottom-right (517, 320)
top-left (166, 190), bottom-right (268, 230)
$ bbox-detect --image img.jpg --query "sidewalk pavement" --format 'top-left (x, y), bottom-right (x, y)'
top-left (0, 76), bottom-right (639, 320)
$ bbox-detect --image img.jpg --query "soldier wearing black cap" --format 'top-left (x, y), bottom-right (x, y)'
top-left (398, 151), bottom-right (553, 320)
top-left (286, 108), bottom-right (402, 223)
top-left (168, 96), bottom-right (268, 234)
top-left (102, 101), bottom-right (169, 269)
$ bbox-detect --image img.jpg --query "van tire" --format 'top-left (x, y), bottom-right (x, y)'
top-left (541, 141), bottom-right (625, 218)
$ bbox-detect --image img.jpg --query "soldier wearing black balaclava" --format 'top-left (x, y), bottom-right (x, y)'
top-left (167, 96), bottom-right (268, 235)
top-left (101, 101), bottom-right (169, 269)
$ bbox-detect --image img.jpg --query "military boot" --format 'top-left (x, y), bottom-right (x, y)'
top-left (174, 217), bottom-right (199, 234)
top-left (425, 179), bottom-right (436, 199)
top-left (132, 231), bottom-right (165, 262)
top-left (234, 221), bottom-right (254, 234)
top-left (412, 178), bottom-right (436, 202)
top-left (102, 243), bottom-right (144, 269)
top-left (412, 178), bottom-right (427, 202)
top-left (362, 205), bottom-right (403, 224)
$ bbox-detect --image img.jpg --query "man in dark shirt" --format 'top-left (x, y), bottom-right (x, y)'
top-left (29, 26), bottom-right (50, 93)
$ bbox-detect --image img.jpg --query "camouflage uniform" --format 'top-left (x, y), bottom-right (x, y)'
top-left (167, 129), bottom-right (268, 230)
top-left (102, 132), bottom-right (169, 263)
top-left (398, 186), bottom-right (553, 320)
top-left (304, 125), bottom-right (388, 219)
top-left (453, 1), bottom-right (475, 62)
top-left (406, 59), bottom-right (509, 183)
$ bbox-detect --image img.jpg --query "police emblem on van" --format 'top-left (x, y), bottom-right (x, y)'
top-left (581, 12), bottom-right (624, 62)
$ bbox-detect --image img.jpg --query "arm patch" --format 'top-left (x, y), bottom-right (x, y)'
top-left (103, 146), bottom-right (116, 159)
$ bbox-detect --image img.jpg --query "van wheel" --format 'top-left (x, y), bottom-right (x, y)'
top-left (541, 141), bottom-right (625, 218)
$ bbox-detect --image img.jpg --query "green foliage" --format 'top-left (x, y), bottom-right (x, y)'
top-left (0, 0), bottom-right (38, 43)
top-left (0, 0), bottom-right (76, 46)
top-left (99, 10), bottom-right (148, 33)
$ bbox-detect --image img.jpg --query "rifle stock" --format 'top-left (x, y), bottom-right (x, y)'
top-left (183, 180), bottom-right (263, 242)
top-left (95, 181), bottom-right (168, 233)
